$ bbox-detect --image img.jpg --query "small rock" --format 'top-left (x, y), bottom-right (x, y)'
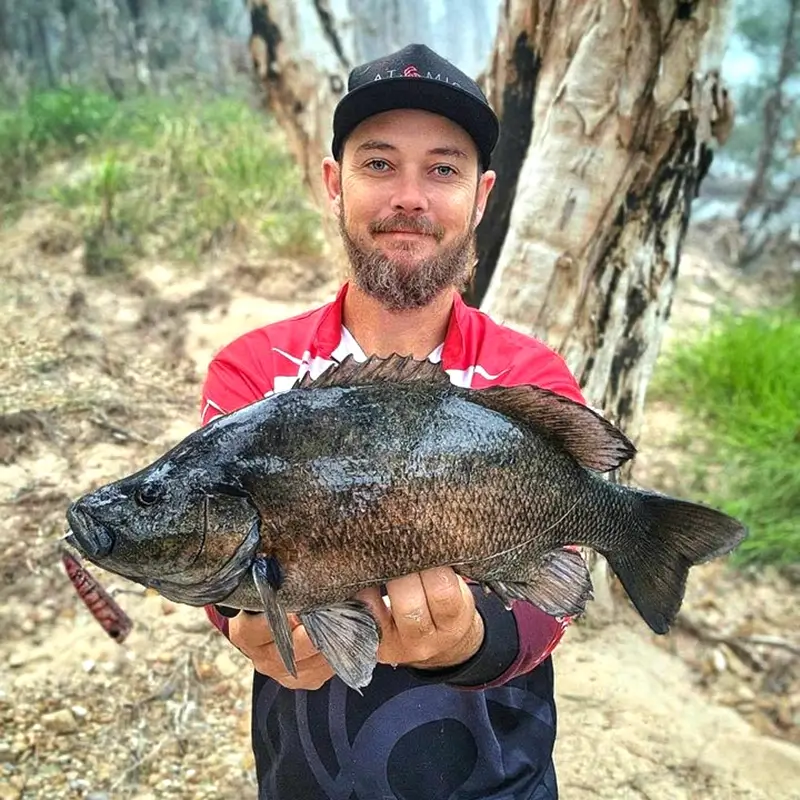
top-left (214, 651), bottom-right (241, 679)
top-left (82, 659), bottom-right (96, 673)
top-left (70, 705), bottom-right (88, 719)
top-left (711, 647), bottom-right (727, 673)
top-left (41, 709), bottom-right (78, 735)
top-left (194, 661), bottom-right (215, 681)
top-left (161, 599), bottom-right (177, 615)
top-left (176, 617), bottom-right (211, 634)
top-left (7, 653), bottom-right (26, 669)
top-left (737, 685), bottom-right (756, 702)
top-left (86, 793), bottom-right (110, 800)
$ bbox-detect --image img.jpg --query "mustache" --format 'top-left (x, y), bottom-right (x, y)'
top-left (369, 213), bottom-right (445, 241)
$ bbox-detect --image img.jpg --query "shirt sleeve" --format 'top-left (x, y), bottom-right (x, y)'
top-left (448, 346), bottom-right (586, 689)
top-left (199, 333), bottom-right (276, 425)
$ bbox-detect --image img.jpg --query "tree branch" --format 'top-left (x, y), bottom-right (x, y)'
top-left (736, 0), bottom-right (799, 223)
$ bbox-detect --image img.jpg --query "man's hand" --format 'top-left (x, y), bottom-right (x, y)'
top-left (228, 612), bottom-right (335, 690)
top-left (226, 566), bottom-right (482, 688)
top-left (358, 567), bottom-right (484, 671)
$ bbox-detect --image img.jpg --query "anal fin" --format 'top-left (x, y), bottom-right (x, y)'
top-left (252, 558), bottom-right (296, 677)
top-left (301, 600), bottom-right (380, 693)
top-left (487, 549), bottom-right (593, 618)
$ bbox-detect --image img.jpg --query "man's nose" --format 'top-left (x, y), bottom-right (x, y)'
top-left (389, 171), bottom-right (429, 213)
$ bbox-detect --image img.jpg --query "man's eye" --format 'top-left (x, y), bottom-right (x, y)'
top-left (368, 159), bottom-right (390, 172)
top-left (434, 165), bottom-right (456, 177)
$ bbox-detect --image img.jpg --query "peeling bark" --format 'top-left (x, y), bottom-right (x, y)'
top-left (481, 0), bottom-right (733, 439)
top-left (248, 0), bottom-right (351, 211)
top-left (468, 2), bottom-right (556, 305)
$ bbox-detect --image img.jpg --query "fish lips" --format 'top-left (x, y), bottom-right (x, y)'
top-left (65, 503), bottom-right (115, 559)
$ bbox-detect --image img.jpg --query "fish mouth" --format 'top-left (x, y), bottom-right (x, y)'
top-left (130, 521), bottom-right (262, 607)
top-left (66, 503), bottom-right (114, 559)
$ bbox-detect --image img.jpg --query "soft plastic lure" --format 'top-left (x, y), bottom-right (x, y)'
top-left (61, 549), bottom-right (133, 643)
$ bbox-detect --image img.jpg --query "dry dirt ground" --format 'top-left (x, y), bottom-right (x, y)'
top-left (0, 211), bottom-right (798, 800)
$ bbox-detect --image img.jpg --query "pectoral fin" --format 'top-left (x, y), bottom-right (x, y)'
top-left (252, 557), bottom-right (296, 677)
top-left (487, 549), bottom-right (593, 618)
top-left (300, 600), bottom-right (381, 693)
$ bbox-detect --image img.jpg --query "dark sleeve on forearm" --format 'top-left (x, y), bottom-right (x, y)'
top-left (406, 585), bottom-right (569, 689)
top-left (405, 586), bottom-right (518, 687)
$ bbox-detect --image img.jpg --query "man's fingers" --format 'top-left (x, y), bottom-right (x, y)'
top-left (356, 586), bottom-right (394, 631)
top-left (291, 624), bottom-right (321, 661)
top-left (273, 654), bottom-right (335, 690)
top-left (385, 573), bottom-right (435, 640)
top-left (230, 610), bottom-right (302, 648)
top-left (420, 568), bottom-right (471, 632)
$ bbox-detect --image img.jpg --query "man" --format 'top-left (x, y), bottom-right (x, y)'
top-left (202, 43), bottom-right (585, 800)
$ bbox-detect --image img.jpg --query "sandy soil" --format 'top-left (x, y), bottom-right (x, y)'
top-left (0, 210), bottom-right (798, 799)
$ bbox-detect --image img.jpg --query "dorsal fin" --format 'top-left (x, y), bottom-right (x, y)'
top-left (294, 353), bottom-right (449, 389)
top-left (470, 385), bottom-right (636, 473)
top-left (294, 354), bottom-right (634, 473)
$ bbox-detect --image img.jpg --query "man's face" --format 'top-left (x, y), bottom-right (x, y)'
top-left (322, 109), bottom-right (495, 311)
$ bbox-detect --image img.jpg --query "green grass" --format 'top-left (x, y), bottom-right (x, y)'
top-left (1, 88), bottom-right (322, 265)
top-left (652, 309), bottom-right (800, 567)
top-left (0, 88), bottom-right (119, 212)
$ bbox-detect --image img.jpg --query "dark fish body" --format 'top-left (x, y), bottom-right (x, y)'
top-left (65, 356), bottom-right (747, 689)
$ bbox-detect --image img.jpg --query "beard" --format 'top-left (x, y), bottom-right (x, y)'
top-left (338, 207), bottom-right (477, 312)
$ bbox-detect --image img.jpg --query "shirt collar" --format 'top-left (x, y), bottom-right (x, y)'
top-left (313, 282), bottom-right (467, 365)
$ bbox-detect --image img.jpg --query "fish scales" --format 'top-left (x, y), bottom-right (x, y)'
top-left (227, 384), bottom-right (603, 610)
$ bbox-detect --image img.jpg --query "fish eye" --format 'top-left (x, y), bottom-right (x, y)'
top-left (135, 484), bottom-right (162, 507)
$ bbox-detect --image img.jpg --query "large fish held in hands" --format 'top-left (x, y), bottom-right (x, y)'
top-left (64, 355), bottom-right (747, 690)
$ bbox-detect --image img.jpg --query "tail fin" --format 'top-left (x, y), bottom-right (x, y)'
top-left (605, 491), bottom-right (747, 635)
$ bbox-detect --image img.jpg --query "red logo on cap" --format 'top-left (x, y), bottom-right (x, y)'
top-left (403, 65), bottom-right (421, 78)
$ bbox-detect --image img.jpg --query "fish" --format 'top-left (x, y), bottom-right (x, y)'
top-left (64, 354), bottom-right (747, 690)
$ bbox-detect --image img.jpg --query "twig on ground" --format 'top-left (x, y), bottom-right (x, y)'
top-left (108, 735), bottom-right (170, 791)
top-left (675, 614), bottom-right (799, 670)
top-left (88, 413), bottom-right (152, 445)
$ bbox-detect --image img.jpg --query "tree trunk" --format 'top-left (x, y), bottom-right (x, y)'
top-left (480, 0), bottom-right (734, 433)
top-left (736, 0), bottom-right (798, 223)
top-left (33, 9), bottom-right (57, 88)
top-left (124, 0), bottom-right (151, 91)
top-left (247, 0), bottom-right (736, 606)
top-left (94, 0), bottom-right (127, 99)
top-left (59, 0), bottom-right (76, 84)
top-left (735, 0), bottom-right (799, 266)
top-left (348, 0), bottom-right (430, 63)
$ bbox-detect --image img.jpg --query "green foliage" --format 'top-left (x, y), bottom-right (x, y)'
top-left (0, 87), bottom-right (119, 211)
top-left (652, 308), bottom-right (800, 567)
top-left (2, 88), bottom-right (322, 263)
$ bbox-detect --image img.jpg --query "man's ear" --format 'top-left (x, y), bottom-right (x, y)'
top-left (322, 157), bottom-right (342, 216)
top-left (474, 170), bottom-right (497, 227)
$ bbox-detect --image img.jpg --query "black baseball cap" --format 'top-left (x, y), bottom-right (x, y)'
top-left (332, 44), bottom-right (500, 170)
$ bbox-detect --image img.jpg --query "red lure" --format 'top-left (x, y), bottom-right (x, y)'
top-left (61, 549), bottom-right (133, 643)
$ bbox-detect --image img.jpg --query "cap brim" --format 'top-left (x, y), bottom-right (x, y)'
top-left (332, 79), bottom-right (499, 170)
